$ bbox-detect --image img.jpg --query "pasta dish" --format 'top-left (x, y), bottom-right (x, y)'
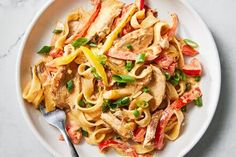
top-left (22, 0), bottom-right (203, 156)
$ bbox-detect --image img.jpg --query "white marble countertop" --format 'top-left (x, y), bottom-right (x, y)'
top-left (0, 0), bottom-right (236, 157)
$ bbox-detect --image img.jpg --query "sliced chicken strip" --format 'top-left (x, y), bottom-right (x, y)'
top-left (143, 110), bottom-right (162, 146)
top-left (107, 28), bottom-right (155, 61)
top-left (148, 65), bottom-right (166, 112)
top-left (101, 112), bottom-right (133, 139)
top-left (86, 0), bottom-right (124, 40)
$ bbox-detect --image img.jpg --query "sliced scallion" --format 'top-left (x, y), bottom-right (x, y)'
top-left (71, 37), bottom-right (89, 48)
top-left (194, 96), bottom-right (203, 107)
top-left (66, 80), bottom-right (73, 92)
top-left (183, 39), bottom-right (199, 48)
top-left (37, 46), bottom-right (51, 55)
top-left (133, 109), bottom-right (140, 118)
top-left (136, 53), bottom-right (146, 64)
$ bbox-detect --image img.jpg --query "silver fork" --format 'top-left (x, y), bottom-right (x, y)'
top-left (39, 104), bottom-right (79, 157)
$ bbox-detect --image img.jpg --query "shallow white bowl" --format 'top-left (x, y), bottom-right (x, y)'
top-left (16, 0), bottom-right (221, 157)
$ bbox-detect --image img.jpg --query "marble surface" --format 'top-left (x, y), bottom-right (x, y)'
top-left (0, 0), bottom-right (235, 157)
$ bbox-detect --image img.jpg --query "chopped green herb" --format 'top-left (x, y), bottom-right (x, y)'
top-left (53, 29), bottom-right (63, 34)
top-left (183, 39), bottom-right (199, 48)
top-left (37, 46), bottom-right (51, 55)
top-left (164, 72), bottom-right (171, 80)
top-left (136, 53), bottom-right (146, 64)
top-left (66, 80), bottom-right (73, 92)
top-left (133, 109), bottom-right (140, 118)
top-left (112, 75), bottom-right (135, 83)
top-left (91, 67), bottom-right (101, 80)
top-left (113, 96), bottom-right (130, 107)
top-left (71, 37), bottom-right (89, 48)
top-left (181, 106), bottom-right (187, 112)
top-left (142, 87), bottom-right (150, 93)
top-left (79, 100), bottom-right (86, 107)
top-left (125, 61), bottom-right (134, 72)
top-left (126, 44), bottom-right (133, 50)
top-left (79, 128), bottom-right (89, 137)
top-left (195, 76), bottom-right (201, 82)
top-left (186, 83), bottom-right (191, 91)
top-left (194, 96), bottom-right (203, 107)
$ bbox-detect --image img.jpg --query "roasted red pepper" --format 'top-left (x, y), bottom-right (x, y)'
top-left (133, 127), bottom-right (146, 142)
top-left (135, 0), bottom-right (145, 10)
top-left (182, 58), bottom-right (202, 76)
top-left (65, 1), bottom-right (102, 44)
top-left (155, 87), bottom-right (202, 150)
top-left (49, 48), bottom-right (64, 58)
top-left (154, 54), bottom-right (177, 75)
top-left (99, 139), bottom-right (138, 157)
top-left (182, 45), bottom-right (199, 56)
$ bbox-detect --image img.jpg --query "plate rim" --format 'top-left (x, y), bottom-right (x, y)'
top-left (16, 0), bottom-right (221, 157)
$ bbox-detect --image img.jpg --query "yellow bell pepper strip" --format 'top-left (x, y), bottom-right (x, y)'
top-left (80, 46), bottom-right (108, 86)
top-left (46, 48), bottom-right (81, 67)
top-left (98, 4), bottom-right (137, 55)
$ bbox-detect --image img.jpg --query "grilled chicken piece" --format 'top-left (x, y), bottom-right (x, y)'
top-left (86, 0), bottom-right (124, 40)
top-left (107, 28), bottom-right (154, 60)
top-left (50, 66), bottom-right (70, 109)
top-left (101, 112), bottom-right (133, 139)
top-left (143, 110), bottom-right (162, 146)
top-left (148, 65), bottom-right (166, 112)
top-left (37, 62), bottom-right (78, 112)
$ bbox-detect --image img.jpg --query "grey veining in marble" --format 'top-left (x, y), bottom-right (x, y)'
top-left (0, 0), bottom-right (236, 157)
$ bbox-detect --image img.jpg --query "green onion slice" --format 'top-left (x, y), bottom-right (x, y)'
top-left (195, 76), bottom-right (201, 82)
top-left (126, 44), bottom-right (133, 50)
top-left (37, 46), bottom-right (51, 55)
top-left (113, 96), bottom-right (130, 107)
top-left (142, 87), bottom-right (150, 93)
top-left (53, 29), bottom-right (63, 34)
top-left (136, 53), bottom-right (146, 64)
top-left (133, 109), bottom-right (140, 118)
top-left (112, 75), bottom-right (135, 83)
top-left (125, 61), bottom-right (134, 72)
top-left (71, 37), bottom-right (89, 48)
top-left (194, 96), bottom-right (203, 107)
top-left (66, 80), bottom-right (73, 92)
top-left (183, 39), bottom-right (199, 48)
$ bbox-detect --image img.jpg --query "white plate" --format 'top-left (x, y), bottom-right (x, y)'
top-left (16, 0), bottom-right (221, 157)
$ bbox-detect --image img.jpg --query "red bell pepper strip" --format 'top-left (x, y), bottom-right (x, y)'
top-left (135, 0), bottom-right (145, 10)
top-left (154, 54), bottom-right (177, 75)
top-left (182, 58), bottom-right (202, 76)
top-left (182, 45), bottom-right (199, 56)
top-left (49, 48), bottom-right (64, 58)
top-left (155, 87), bottom-right (202, 150)
top-left (65, 1), bottom-right (102, 44)
top-left (99, 139), bottom-right (138, 157)
top-left (133, 127), bottom-right (147, 142)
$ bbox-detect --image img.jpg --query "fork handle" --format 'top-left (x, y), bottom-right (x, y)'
top-left (58, 121), bottom-right (79, 157)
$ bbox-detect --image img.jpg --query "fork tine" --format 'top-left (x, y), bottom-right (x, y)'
top-left (39, 103), bottom-right (46, 115)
